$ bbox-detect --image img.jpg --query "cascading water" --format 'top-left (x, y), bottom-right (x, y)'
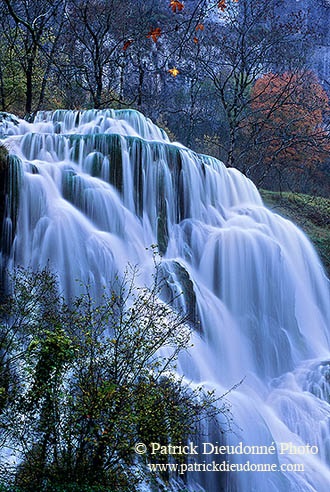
top-left (0, 109), bottom-right (329, 492)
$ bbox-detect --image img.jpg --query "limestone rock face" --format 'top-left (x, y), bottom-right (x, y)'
top-left (280, 0), bottom-right (330, 85)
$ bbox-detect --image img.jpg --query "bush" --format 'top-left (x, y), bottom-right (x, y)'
top-left (0, 259), bottom-right (232, 491)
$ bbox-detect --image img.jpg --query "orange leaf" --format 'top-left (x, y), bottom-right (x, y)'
top-left (123, 40), bottom-right (133, 51)
top-left (193, 37), bottom-right (198, 44)
top-left (169, 1), bottom-right (184, 12)
top-left (147, 27), bottom-right (162, 43)
top-left (168, 67), bottom-right (179, 78)
top-left (217, 0), bottom-right (227, 11)
top-left (196, 24), bottom-right (204, 31)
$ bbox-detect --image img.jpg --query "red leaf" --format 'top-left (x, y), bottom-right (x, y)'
top-left (217, 0), bottom-right (227, 11)
top-left (147, 27), bottom-right (162, 43)
top-left (169, 1), bottom-right (184, 12)
top-left (123, 40), bottom-right (133, 51)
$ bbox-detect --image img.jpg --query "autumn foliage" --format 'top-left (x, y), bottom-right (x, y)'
top-left (169, 0), bottom-right (184, 12)
top-left (249, 71), bottom-right (330, 177)
top-left (147, 27), bottom-right (162, 42)
top-left (168, 67), bottom-right (180, 77)
top-left (123, 39), bottom-right (133, 51)
top-left (217, 0), bottom-right (227, 11)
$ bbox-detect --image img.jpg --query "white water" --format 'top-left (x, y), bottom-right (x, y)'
top-left (1, 109), bottom-right (330, 491)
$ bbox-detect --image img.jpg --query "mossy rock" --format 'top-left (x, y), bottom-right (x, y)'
top-left (161, 260), bottom-right (199, 328)
top-left (0, 144), bottom-right (9, 236)
top-left (0, 145), bottom-right (8, 168)
top-left (157, 168), bottom-right (169, 255)
top-left (157, 212), bottom-right (168, 256)
top-left (62, 168), bottom-right (78, 203)
top-left (107, 135), bottom-right (122, 191)
top-left (69, 135), bottom-right (123, 191)
top-left (0, 144), bottom-right (9, 297)
top-left (0, 147), bottom-right (22, 258)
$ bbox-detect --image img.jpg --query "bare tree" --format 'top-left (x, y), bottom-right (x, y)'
top-left (2, 0), bottom-right (67, 114)
top-left (195, 0), bottom-right (314, 168)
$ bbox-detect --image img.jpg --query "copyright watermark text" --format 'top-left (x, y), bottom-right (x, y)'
top-left (134, 441), bottom-right (319, 456)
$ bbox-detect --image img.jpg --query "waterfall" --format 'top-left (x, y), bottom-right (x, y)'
top-left (1, 109), bottom-right (329, 491)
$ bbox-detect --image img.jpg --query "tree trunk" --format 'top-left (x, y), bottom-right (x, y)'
top-left (0, 64), bottom-right (6, 111)
top-left (137, 59), bottom-right (144, 108)
top-left (25, 57), bottom-right (34, 115)
top-left (95, 76), bottom-right (102, 109)
top-left (227, 125), bottom-right (236, 168)
top-left (118, 59), bottom-right (125, 108)
top-left (37, 66), bottom-right (50, 112)
top-left (187, 78), bottom-right (197, 147)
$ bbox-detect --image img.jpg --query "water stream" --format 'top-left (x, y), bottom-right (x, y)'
top-left (1, 109), bottom-right (329, 491)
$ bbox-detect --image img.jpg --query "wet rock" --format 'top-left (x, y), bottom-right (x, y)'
top-left (161, 260), bottom-right (199, 328)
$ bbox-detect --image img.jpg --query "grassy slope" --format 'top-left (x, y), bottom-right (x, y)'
top-left (260, 190), bottom-right (330, 279)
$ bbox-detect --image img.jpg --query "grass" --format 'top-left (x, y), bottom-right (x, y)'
top-left (260, 190), bottom-right (330, 278)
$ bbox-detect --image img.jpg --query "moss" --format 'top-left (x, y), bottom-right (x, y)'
top-left (89, 152), bottom-right (103, 177)
top-left (0, 144), bottom-right (8, 169)
top-left (157, 213), bottom-right (168, 256)
top-left (66, 133), bottom-right (203, 225)
top-left (128, 138), bottom-right (143, 216)
top-left (67, 134), bottom-right (199, 223)
top-left (62, 168), bottom-right (77, 203)
top-left (0, 144), bottom-right (9, 297)
top-left (0, 144), bottom-right (9, 239)
top-left (0, 147), bottom-right (23, 262)
top-left (107, 135), bottom-right (122, 192)
top-left (173, 261), bottom-right (198, 325)
top-left (69, 135), bottom-right (83, 164)
top-left (156, 164), bottom-right (172, 255)
top-left (7, 156), bottom-right (22, 237)
top-left (161, 261), bottom-right (198, 327)
top-left (260, 189), bottom-right (330, 278)
top-left (69, 135), bottom-right (123, 190)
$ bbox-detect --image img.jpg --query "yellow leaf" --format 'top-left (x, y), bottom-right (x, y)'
top-left (168, 67), bottom-right (180, 78)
